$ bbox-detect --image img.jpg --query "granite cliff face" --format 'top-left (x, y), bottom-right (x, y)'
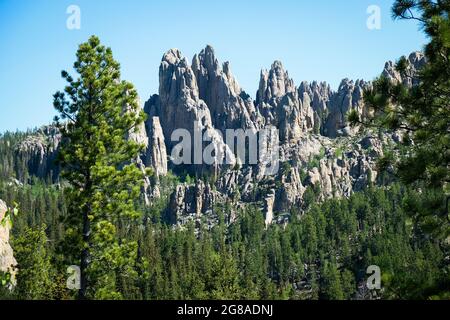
top-left (12, 47), bottom-right (424, 228)
top-left (145, 47), bottom-right (423, 226)
top-left (144, 116), bottom-right (168, 177)
top-left (144, 48), bottom-right (236, 175)
top-left (256, 61), bottom-right (311, 142)
top-left (192, 45), bottom-right (257, 134)
top-left (15, 126), bottom-right (61, 182)
top-left (0, 199), bottom-right (17, 287)
top-left (382, 51), bottom-right (425, 86)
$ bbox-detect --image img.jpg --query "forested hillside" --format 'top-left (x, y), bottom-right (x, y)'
top-left (0, 129), bottom-right (447, 299)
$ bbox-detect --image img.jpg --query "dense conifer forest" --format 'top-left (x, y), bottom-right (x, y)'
top-left (0, 130), bottom-right (448, 299)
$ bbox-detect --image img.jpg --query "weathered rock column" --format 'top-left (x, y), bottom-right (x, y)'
top-left (0, 199), bottom-right (17, 287)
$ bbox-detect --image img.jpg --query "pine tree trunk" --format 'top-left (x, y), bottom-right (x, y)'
top-left (79, 177), bottom-right (92, 299)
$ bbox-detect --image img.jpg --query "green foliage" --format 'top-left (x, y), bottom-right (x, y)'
top-left (281, 162), bottom-right (292, 175)
top-left (0, 203), bottom-right (19, 290)
top-left (184, 174), bottom-right (194, 185)
top-left (53, 35), bottom-right (146, 299)
top-left (1, 147), bottom-right (447, 300)
top-left (334, 147), bottom-right (343, 159)
top-left (350, 0), bottom-right (450, 241)
top-left (320, 260), bottom-right (344, 300)
top-left (307, 147), bottom-right (326, 170)
top-left (137, 186), bottom-right (447, 300)
top-left (0, 202), bottom-right (18, 229)
top-left (12, 225), bottom-right (60, 299)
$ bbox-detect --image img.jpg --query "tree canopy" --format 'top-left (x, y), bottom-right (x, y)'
top-left (53, 35), bottom-right (146, 299)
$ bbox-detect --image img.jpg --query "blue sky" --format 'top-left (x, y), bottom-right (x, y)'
top-left (0, 0), bottom-right (426, 132)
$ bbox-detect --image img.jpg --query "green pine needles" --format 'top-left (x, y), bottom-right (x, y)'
top-left (348, 0), bottom-right (450, 239)
top-left (53, 36), bottom-right (147, 299)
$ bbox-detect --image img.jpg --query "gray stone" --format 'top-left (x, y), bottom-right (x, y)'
top-left (0, 199), bottom-right (17, 288)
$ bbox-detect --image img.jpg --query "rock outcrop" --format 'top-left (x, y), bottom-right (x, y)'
top-left (145, 48), bottom-right (236, 172)
top-left (256, 61), bottom-right (310, 142)
top-left (264, 190), bottom-right (276, 228)
top-left (125, 100), bottom-right (149, 150)
top-left (7, 46), bottom-right (426, 229)
top-left (382, 51), bottom-right (425, 86)
top-left (257, 61), bottom-right (296, 106)
top-left (15, 126), bottom-right (61, 182)
top-left (167, 180), bottom-right (218, 229)
top-left (144, 116), bottom-right (168, 177)
top-left (254, 61), bottom-right (371, 141)
top-left (323, 79), bottom-right (369, 138)
top-left (0, 200), bottom-right (17, 287)
top-left (93, 47), bottom-right (426, 225)
top-left (192, 45), bottom-right (257, 134)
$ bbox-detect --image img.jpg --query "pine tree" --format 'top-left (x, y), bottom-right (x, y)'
top-left (13, 225), bottom-right (57, 299)
top-left (348, 0), bottom-right (450, 236)
top-left (320, 260), bottom-right (344, 300)
top-left (53, 36), bottom-right (146, 299)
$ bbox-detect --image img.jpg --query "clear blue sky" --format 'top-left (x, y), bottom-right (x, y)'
top-left (0, 0), bottom-right (426, 132)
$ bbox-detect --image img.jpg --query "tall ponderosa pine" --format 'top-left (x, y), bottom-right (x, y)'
top-left (53, 36), bottom-right (146, 299)
top-left (349, 0), bottom-right (450, 237)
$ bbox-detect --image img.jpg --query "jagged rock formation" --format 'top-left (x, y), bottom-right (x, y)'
top-left (323, 79), bottom-right (369, 138)
top-left (167, 180), bottom-right (218, 229)
top-left (0, 199), bottom-right (17, 287)
top-left (382, 51), bottom-right (425, 86)
top-left (257, 61), bottom-right (296, 105)
top-left (254, 61), bottom-right (371, 140)
top-left (192, 45), bottom-right (257, 134)
top-left (256, 61), bottom-right (313, 142)
top-left (15, 126), bottom-right (61, 182)
top-left (10, 46), bottom-right (425, 228)
top-left (153, 46), bottom-right (423, 226)
top-left (144, 48), bottom-right (236, 174)
top-left (125, 100), bottom-right (149, 150)
top-left (144, 116), bottom-right (168, 177)
top-left (264, 191), bottom-right (276, 228)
